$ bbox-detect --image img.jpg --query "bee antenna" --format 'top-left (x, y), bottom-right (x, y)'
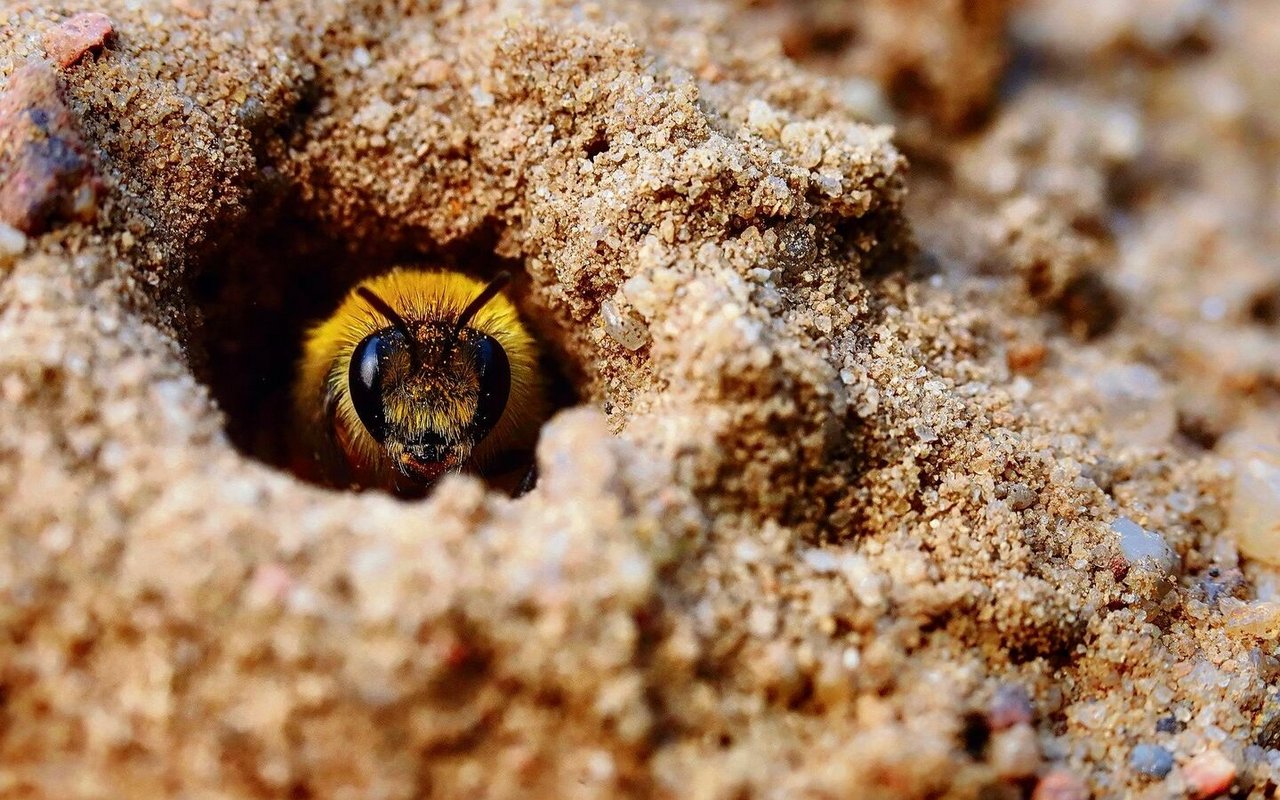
top-left (357, 287), bottom-right (421, 368)
top-left (445, 271), bottom-right (511, 353)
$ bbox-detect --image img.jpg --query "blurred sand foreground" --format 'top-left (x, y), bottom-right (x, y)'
top-left (1, 0), bottom-right (1279, 797)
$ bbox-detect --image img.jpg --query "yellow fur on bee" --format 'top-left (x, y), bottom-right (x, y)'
top-left (293, 269), bottom-right (547, 491)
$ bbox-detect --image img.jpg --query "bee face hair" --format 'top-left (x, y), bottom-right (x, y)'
top-left (295, 269), bottom-right (546, 494)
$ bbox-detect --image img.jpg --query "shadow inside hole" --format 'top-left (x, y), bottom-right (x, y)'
top-left (188, 211), bottom-right (579, 492)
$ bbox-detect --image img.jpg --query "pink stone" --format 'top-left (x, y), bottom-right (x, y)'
top-left (42, 12), bottom-right (114, 68)
top-left (1032, 770), bottom-right (1089, 800)
top-left (248, 563), bottom-right (294, 605)
top-left (0, 60), bottom-right (99, 234)
top-left (1183, 749), bottom-right (1236, 800)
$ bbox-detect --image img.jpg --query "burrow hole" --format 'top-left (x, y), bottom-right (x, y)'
top-left (187, 208), bottom-right (581, 494)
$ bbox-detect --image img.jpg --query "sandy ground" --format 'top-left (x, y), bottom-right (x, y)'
top-left (0, 0), bottom-right (1278, 797)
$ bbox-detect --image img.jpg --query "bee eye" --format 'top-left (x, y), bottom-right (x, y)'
top-left (468, 333), bottom-right (511, 443)
top-left (348, 331), bottom-right (397, 442)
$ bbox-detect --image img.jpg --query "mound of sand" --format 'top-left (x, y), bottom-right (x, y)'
top-left (1, 0), bottom-right (1278, 797)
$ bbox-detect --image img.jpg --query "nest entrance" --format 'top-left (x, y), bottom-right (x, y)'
top-left (186, 210), bottom-right (577, 492)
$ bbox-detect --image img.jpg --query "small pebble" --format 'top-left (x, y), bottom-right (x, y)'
top-left (600, 299), bottom-right (649, 351)
top-left (1006, 340), bottom-right (1048, 374)
top-left (246, 563), bottom-right (293, 607)
top-left (0, 223), bottom-right (27, 267)
top-left (1112, 517), bottom-right (1179, 575)
top-left (1183, 749), bottom-right (1236, 799)
top-left (1228, 443), bottom-right (1280, 566)
top-left (1032, 769), bottom-right (1088, 800)
top-left (0, 60), bottom-right (100, 234)
top-left (1155, 715), bottom-right (1183, 734)
top-left (987, 684), bottom-right (1034, 729)
top-left (1219, 598), bottom-right (1280, 639)
top-left (1198, 566), bottom-right (1243, 605)
top-left (42, 12), bottom-right (114, 68)
top-left (1129, 743), bottom-right (1174, 778)
top-left (839, 77), bottom-right (894, 123)
top-left (1004, 483), bottom-right (1037, 512)
top-left (1092, 363), bottom-right (1176, 446)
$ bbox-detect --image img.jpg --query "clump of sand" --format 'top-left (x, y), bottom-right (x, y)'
top-left (1, 0), bottom-right (1278, 798)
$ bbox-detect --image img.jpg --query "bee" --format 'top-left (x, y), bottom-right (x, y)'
top-left (294, 269), bottom-right (548, 495)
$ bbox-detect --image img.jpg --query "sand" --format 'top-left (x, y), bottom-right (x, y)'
top-left (0, 0), bottom-right (1278, 797)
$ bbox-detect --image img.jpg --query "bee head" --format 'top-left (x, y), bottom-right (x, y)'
top-left (347, 274), bottom-right (512, 484)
